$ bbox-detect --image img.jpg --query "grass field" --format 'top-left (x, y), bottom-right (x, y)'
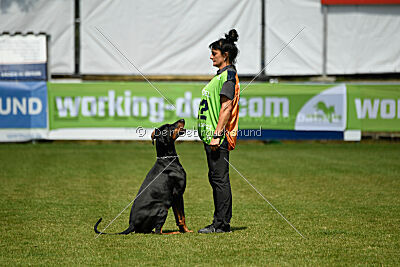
top-left (1, 141), bottom-right (399, 265)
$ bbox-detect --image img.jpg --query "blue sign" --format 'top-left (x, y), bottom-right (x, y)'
top-left (0, 63), bottom-right (47, 81)
top-left (237, 129), bottom-right (343, 140)
top-left (0, 81), bottom-right (47, 128)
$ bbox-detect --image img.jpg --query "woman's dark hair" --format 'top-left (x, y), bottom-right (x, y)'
top-left (209, 29), bottom-right (239, 65)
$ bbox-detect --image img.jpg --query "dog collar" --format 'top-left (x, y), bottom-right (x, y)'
top-left (157, 155), bottom-right (179, 160)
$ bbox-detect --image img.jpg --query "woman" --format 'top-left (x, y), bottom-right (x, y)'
top-left (197, 29), bottom-right (240, 233)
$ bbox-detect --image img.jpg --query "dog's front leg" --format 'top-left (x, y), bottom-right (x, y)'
top-left (155, 225), bottom-right (181, 235)
top-left (172, 195), bottom-right (192, 233)
top-left (155, 225), bottom-right (163, 234)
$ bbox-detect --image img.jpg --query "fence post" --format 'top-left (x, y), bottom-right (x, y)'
top-left (74, 0), bottom-right (80, 76)
top-left (322, 4), bottom-right (328, 77)
top-left (261, 0), bottom-right (267, 79)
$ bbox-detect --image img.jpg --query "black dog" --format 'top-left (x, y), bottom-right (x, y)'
top-left (94, 119), bottom-right (191, 235)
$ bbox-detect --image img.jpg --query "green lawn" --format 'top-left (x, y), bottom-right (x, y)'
top-left (0, 141), bottom-right (399, 265)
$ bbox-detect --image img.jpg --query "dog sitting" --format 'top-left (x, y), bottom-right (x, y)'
top-left (94, 119), bottom-right (191, 235)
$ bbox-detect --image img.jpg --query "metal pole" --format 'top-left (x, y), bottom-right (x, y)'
top-left (322, 4), bottom-right (328, 77)
top-left (46, 34), bottom-right (50, 81)
top-left (260, 0), bottom-right (266, 79)
top-left (74, 0), bottom-right (80, 75)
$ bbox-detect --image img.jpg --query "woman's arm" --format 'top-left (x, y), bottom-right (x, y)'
top-left (210, 95), bottom-right (233, 150)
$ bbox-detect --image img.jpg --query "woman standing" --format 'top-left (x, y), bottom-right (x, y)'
top-left (198, 29), bottom-right (240, 233)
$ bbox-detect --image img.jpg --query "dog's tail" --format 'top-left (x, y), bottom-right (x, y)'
top-left (94, 218), bottom-right (135, 235)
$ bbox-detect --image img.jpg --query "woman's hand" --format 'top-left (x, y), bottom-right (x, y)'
top-left (210, 137), bottom-right (220, 151)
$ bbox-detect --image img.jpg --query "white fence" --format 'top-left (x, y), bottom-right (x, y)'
top-left (1, 0), bottom-right (399, 76)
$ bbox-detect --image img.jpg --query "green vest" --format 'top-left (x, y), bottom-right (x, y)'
top-left (198, 71), bottom-right (229, 144)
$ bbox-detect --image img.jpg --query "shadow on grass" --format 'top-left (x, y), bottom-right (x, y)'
top-left (160, 229), bottom-right (186, 234)
top-left (231, 226), bottom-right (247, 232)
top-left (161, 227), bottom-right (248, 234)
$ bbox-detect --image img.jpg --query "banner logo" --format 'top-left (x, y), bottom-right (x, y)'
top-left (295, 84), bottom-right (347, 131)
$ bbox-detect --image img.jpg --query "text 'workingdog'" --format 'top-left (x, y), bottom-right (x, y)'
top-left (94, 119), bottom-right (192, 235)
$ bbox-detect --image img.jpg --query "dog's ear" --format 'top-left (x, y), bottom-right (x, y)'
top-left (151, 128), bottom-right (159, 145)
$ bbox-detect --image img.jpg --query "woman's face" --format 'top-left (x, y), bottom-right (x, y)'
top-left (210, 49), bottom-right (227, 69)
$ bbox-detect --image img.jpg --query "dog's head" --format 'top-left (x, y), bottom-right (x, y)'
top-left (151, 119), bottom-right (186, 146)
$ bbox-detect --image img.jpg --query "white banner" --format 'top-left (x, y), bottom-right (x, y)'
top-left (0, 35), bottom-right (47, 64)
top-left (81, 0), bottom-right (261, 75)
top-left (0, 0), bottom-right (74, 74)
top-left (265, 0), bottom-right (323, 76)
top-left (327, 5), bottom-right (400, 74)
top-left (0, 35), bottom-right (48, 80)
top-left (265, 0), bottom-right (400, 75)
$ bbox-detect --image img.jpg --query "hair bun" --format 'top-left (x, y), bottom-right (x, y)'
top-left (225, 29), bottom-right (238, 43)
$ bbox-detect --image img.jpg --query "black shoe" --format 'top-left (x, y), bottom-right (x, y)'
top-left (198, 224), bottom-right (215, 234)
top-left (198, 224), bottom-right (231, 234)
top-left (216, 224), bottom-right (231, 233)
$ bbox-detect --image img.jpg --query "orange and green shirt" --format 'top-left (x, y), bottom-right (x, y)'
top-left (198, 65), bottom-right (240, 150)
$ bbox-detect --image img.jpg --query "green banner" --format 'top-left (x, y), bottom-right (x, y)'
top-left (47, 82), bottom-right (400, 132)
top-left (347, 85), bottom-right (400, 131)
top-left (48, 82), bottom-right (202, 130)
top-left (48, 82), bottom-right (331, 130)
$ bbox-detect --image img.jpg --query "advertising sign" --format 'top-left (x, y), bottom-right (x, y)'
top-left (0, 35), bottom-right (47, 80)
top-left (49, 83), bottom-right (349, 130)
top-left (295, 84), bottom-right (347, 131)
top-left (0, 81), bottom-right (47, 142)
top-left (0, 81), bottom-right (47, 128)
top-left (1, 81), bottom-right (397, 142)
top-left (347, 84), bottom-right (400, 132)
top-left (47, 82), bottom-right (353, 140)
